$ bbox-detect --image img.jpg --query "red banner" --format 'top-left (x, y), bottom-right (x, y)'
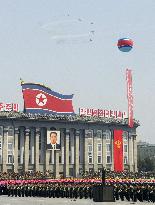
top-left (114, 129), bottom-right (123, 172)
top-left (126, 69), bottom-right (134, 127)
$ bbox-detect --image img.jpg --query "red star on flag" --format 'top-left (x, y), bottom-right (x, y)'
top-left (36, 93), bottom-right (47, 106)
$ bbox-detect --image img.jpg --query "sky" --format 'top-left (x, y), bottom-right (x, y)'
top-left (0, 0), bottom-right (155, 143)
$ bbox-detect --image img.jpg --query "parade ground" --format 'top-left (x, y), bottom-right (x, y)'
top-left (0, 196), bottom-right (151, 205)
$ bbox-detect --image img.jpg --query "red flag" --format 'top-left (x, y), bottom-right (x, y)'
top-left (113, 129), bottom-right (123, 172)
top-left (126, 69), bottom-right (134, 127)
top-left (21, 83), bottom-right (74, 115)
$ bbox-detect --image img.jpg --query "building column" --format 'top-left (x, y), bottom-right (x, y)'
top-left (20, 127), bottom-right (24, 165)
top-left (133, 135), bottom-right (137, 172)
top-left (64, 129), bottom-right (70, 177)
top-left (79, 130), bottom-right (84, 173)
top-left (54, 129), bottom-right (61, 178)
top-left (84, 131), bottom-right (89, 172)
top-left (30, 127), bottom-right (35, 165)
top-left (102, 132), bottom-right (106, 168)
top-left (3, 127), bottom-right (8, 172)
top-left (60, 129), bottom-right (65, 165)
top-left (14, 127), bottom-right (19, 173)
top-left (128, 134), bottom-right (133, 172)
top-left (35, 128), bottom-right (40, 172)
top-left (74, 130), bottom-right (80, 177)
top-left (24, 128), bottom-right (30, 172)
top-left (70, 129), bottom-right (75, 165)
top-left (55, 150), bottom-right (59, 178)
top-left (40, 128), bottom-right (46, 173)
top-left (46, 150), bottom-right (50, 172)
top-left (93, 131), bottom-right (98, 172)
top-left (111, 135), bottom-right (114, 171)
top-left (45, 128), bottom-right (50, 172)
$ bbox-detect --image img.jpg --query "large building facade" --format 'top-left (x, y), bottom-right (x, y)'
top-left (137, 141), bottom-right (155, 171)
top-left (0, 111), bottom-right (139, 177)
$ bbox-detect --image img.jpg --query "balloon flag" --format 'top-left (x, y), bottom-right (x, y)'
top-left (117, 38), bottom-right (133, 52)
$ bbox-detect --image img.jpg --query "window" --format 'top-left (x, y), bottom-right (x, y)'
top-left (97, 143), bottom-right (102, 163)
top-left (98, 156), bottom-right (102, 164)
top-left (98, 143), bottom-right (102, 152)
top-left (8, 150), bottom-right (13, 155)
top-left (59, 156), bottom-right (61, 163)
top-left (88, 144), bottom-right (93, 164)
top-left (106, 144), bottom-right (111, 152)
top-left (88, 152), bottom-right (92, 157)
top-left (69, 168), bottom-right (73, 176)
top-left (106, 156), bottom-right (111, 164)
top-left (103, 130), bottom-right (111, 140)
top-left (0, 141), bottom-right (2, 150)
top-left (79, 168), bottom-right (83, 175)
top-left (124, 156), bottom-right (128, 164)
top-left (97, 131), bottom-right (102, 138)
top-left (124, 145), bottom-right (128, 153)
top-left (7, 135), bottom-right (14, 164)
top-left (106, 134), bottom-right (111, 140)
top-left (8, 145), bottom-right (14, 163)
top-left (8, 127), bottom-right (13, 136)
top-left (8, 155), bottom-right (13, 164)
top-left (88, 156), bottom-right (93, 164)
top-left (86, 130), bottom-right (93, 138)
top-left (123, 131), bottom-right (128, 141)
top-left (88, 145), bottom-right (92, 152)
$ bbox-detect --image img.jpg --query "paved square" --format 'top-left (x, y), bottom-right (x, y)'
top-left (0, 196), bottom-right (150, 205)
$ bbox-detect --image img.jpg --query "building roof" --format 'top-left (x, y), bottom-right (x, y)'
top-left (137, 143), bottom-right (155, 148)
top-left (0, 111), bottom-right (140, 127)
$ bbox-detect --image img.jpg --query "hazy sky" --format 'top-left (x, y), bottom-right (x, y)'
top-left (0, 0), bottom-right (155, 143)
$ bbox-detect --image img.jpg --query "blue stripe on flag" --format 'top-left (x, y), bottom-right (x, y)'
top-left (25, 108), bottom-right (75, 115)
top-left (22, 83), bottom-right (73, 100)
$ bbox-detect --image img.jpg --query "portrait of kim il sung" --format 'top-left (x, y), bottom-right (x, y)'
top-left (47, 131), bottom-right (61, 150)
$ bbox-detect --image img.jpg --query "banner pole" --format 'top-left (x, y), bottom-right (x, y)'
top-left (102, 167), bottom-right (106, 186)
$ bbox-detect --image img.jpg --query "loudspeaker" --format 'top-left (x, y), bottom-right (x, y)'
top-left (93, 185), bottom-right (115, 202)
top-left (102, 168), bottom-right (106, 185)
top-left (102, 186), bottom-right (115, 202)
top-left (93, 185), bottom-right (102, 202)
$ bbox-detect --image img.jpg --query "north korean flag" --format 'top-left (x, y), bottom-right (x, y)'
top-left (21, 83), bottom-right (75, 115)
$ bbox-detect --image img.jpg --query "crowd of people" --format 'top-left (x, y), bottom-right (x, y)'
top-left (81, 170), bottom-right (155, 180)
top-left (0, 171), bottom-right (51, 180)
top-left (0, 170), bottom-right (154, 202)
top-left (1, 170), bottom-right (155, 180)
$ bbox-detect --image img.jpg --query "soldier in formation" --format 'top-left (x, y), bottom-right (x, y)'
top-left (6, 182), bottom-right (93, 199)
top-left (0, 170), bottom-right (155, 202)
top-left (0, 181), bottom-right (153, 202)
top-left (113, 182), bottom-right (155, 203)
